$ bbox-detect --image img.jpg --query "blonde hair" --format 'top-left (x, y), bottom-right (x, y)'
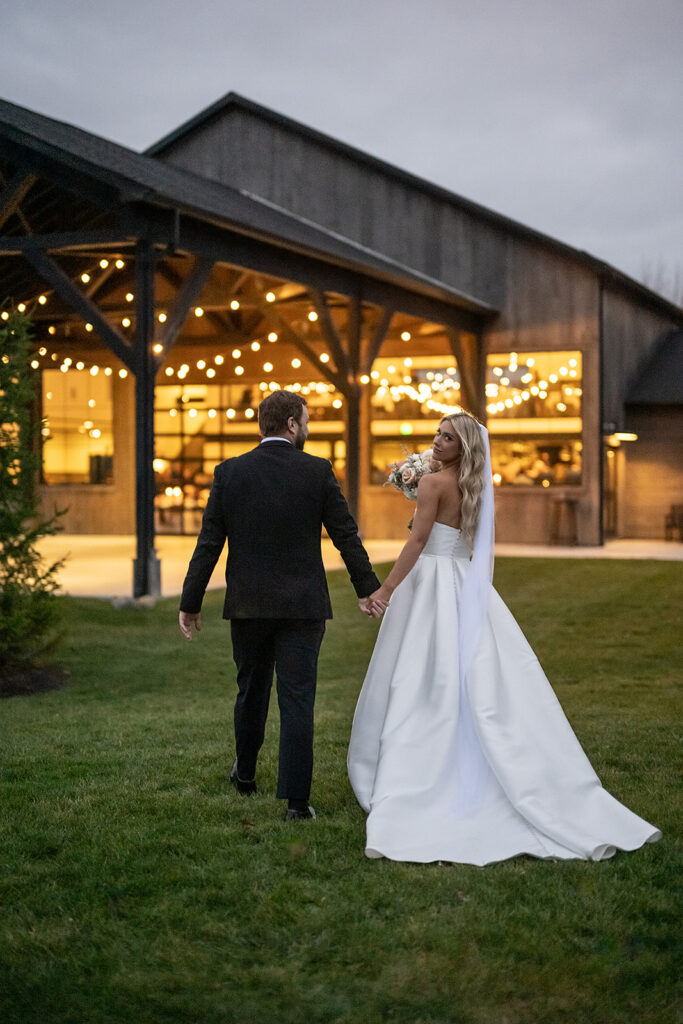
top-left (440, 413), bottom-right (486, 550)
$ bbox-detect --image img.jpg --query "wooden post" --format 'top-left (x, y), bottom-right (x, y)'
top-left (345, 384), bottom-right (361, 522)
top-left (133, 239), bottom-right (161, 599)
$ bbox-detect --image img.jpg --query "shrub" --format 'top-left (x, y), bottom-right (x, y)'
top-left (0, 311), bottom-right (64, 684)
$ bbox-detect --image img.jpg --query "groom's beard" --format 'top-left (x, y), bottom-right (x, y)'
top-left (293, 424), bottom-right (307, 450)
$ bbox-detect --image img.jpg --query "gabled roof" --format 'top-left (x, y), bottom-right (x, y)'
top-left (626, 331), bottom-right (683, 405)
top-left (148, 91), bottom-right (682, 323)
top-left (0, 97), bottom-right (492, 316)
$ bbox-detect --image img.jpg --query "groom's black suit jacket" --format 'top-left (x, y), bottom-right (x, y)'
top-left (180, 440), bottom-right (380, 619)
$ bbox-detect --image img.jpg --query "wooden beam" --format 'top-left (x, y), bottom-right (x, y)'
top-left (172, 219), bottom-right (493, 333)
top-left (347, 297), bottom-right (361, 376)
top-left (361, 307), bottom-right (393, 375)
top-left (156, 259), bottom-right (226, 345)
top-left (22, 247), bottom-right (134, 371)
top-left (252, 295), bottom-right (347, 394)
top-left (156, 256), bottom-right (214, 365)
top-left (446, 328), bottom-right (485, 418)
top-left (0, 171), bottom-right (37, 232)
top-left (308, 287), bottom-right (350, 381)
top-left (0, 231), bottom-right (134, 255)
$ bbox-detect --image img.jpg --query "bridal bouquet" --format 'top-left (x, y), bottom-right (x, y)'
top-left (386, 449), bottom-right (438, 501)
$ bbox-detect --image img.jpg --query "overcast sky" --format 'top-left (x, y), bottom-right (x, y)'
top-left (2, 0), bottom-right (681, 301)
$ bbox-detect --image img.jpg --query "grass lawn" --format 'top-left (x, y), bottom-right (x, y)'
top-left (1, 558), bottom-right (680, 1024)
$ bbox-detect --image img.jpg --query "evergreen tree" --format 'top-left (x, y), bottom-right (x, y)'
top-left (0, 311), bottom-right (64, 688)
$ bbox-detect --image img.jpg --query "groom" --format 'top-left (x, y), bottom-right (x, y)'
top-left (178, 389), bottom-right (384, 820)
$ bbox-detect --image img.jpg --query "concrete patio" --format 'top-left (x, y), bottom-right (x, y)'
top-left (36, 533), bottom-right (682, 601)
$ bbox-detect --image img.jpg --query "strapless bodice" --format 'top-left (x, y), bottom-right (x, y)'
top-left (422, 521), bottom-right (471, 559)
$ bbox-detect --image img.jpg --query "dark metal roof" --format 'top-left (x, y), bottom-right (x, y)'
top-left (0, 97), bottom-right (493, 317)
top-left (148, 91), bottom-right (683, 323)
top-left (626, 331), bottom-right (683, 405)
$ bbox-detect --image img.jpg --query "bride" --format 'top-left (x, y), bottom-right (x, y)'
top-left (348, 412), bottom-right (661, 865)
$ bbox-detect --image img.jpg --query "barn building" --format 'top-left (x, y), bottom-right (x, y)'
top-left (1, 92), bottom-right (681, 596)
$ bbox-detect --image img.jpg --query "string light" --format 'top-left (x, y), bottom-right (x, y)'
top-left (235, 366), bottom-right (244, 376)
top-left (230, 300), bottom-right (240, 310)
top-left (215, 355), bottom-right (224, 365)
top-left (268, 332), bottom-right (278, 342)
top-left (194, 307), bottom-right (204, 317)
top-left (266, 292), bottom-right (276, 302)
top-left (206, 368), bottom-right (216, 378)
top-left (38, 295), bottom-right (47, 305)
top-left (48, 326), bottom-right (56, 335)
top-left (232, 349), bottom-right (241, 359)
top-left (251, 341), bottom-right (260, 351)
top-left (81, 273), bottom-right (90, 284)
top-left (122, 318), bottom-right (131, 328)
top-left (158, 312), bottom-right (167, 323)
top-left (18, 303), bottom-right (26, 312)
top-left (263, 362), bottom-right (273, 372)
top-left (85, 323), bottom-right (93, 332)
top-left (401, 331), bottom-right (411, 341)
top-left (126, 292), bottom-right (134, 302)
top-left (115, 259), bottom-right (125, 269)
top-left (308, 311), bottom-right (318, 322)
top-left (153, 343), bottom-right (163, 354)
top-left (292, 358), bottom-right (301, 368)
top-left (99, 259), bottom-right (109, 269)
top-left (319, 353), bottom-right (329, 363)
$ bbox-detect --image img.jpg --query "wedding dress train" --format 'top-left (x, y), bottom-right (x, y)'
top-left (348, 522), bottom-right (661, 866)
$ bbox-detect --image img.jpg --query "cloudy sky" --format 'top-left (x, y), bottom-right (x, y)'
top-left (2, 0), bottom-right (681, 300)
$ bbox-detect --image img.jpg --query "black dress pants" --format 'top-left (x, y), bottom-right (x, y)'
top-left (230, 618), bottom-right (326, 800)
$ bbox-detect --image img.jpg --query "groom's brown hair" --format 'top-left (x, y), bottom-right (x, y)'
top-left (258, 390), bottom-right (308, 436)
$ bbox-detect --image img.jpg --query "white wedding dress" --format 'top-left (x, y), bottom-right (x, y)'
top-left (348, 521), bottom-right (661, 865)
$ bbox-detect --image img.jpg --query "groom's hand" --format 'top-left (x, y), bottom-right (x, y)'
top-left (179, 611), bottom-right (201, 640)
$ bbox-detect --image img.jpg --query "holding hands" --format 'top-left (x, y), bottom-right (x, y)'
top-left (359, 587), bottom-right (390, 618)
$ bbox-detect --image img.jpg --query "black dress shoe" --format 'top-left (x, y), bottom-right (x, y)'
top-left (283, 805), bottom-right (316, 821)
top-left (230, 761), bottom-right (256, 795)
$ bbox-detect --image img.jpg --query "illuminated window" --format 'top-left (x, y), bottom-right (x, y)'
top-left (41, 370), bottom-right (114, 484)
top-left (487, 351), bottom-right (583, 487)
top-left (369, 354), bottom-right (463, 485)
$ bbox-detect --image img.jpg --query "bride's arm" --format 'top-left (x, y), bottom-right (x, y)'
top-left (370, 475), bottom-right (440, 604)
